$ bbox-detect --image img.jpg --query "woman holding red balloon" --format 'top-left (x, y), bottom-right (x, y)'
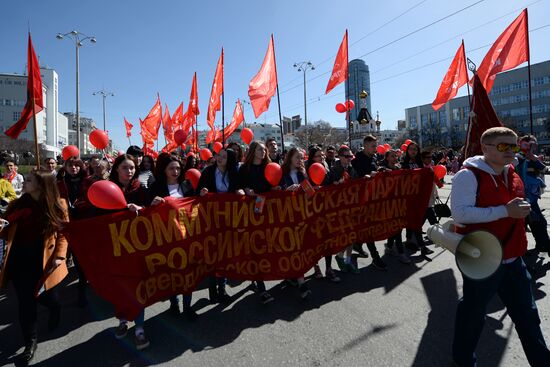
top-left (148, 153), bottom-right (199, 321)
top-left (238, 141), bottom-right (276, 304)
top-left (109, 154), bottom-right (150, 350)
top-left (197, 148), bottom-right (243, 304)
top-left (279, 148), bottom-right (312, 299)
top-left (306, 146), bottom-right (341, 282)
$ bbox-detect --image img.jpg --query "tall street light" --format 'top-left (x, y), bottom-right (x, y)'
top-left (293, 61), bottom-right (314, 150)
top-left (92, 89), bottom-right (114, 131)
top-left (56, 30), bottom-right (96, 153)
top-left (241, 99), bottom-right (251, 128)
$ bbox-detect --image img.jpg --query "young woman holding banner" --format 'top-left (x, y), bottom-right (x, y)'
top-left (238, 141), bottom-right (275, 304)
top-left (306, 146), bottom-right (340, 282)
top-left (280, 148), bottom-right (312, 299)
top-left (148, 153), bottom-right (198, 321)
top-left (198, 148), bottom-right (243, 303)
top-left (0, 170), bottom-right (69, 365)
top-left (401, 142), bottom-right (434, 256)
top-left (109, 154), bottom-right (150, 350)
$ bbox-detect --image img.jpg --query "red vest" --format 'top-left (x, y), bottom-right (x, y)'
top-left (456, 165), bottom-right (527, 260)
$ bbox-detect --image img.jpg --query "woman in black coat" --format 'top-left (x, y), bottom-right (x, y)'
top-left (197, 148), bottom-right (243, 304)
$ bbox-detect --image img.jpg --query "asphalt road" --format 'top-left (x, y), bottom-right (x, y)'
top-left (1, 175), bottom-right (549, 367)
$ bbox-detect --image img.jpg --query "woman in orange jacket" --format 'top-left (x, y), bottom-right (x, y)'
top-left (0, 169), bottom-right (69, 365)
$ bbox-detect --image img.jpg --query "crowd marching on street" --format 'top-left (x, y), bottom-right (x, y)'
top-left (1, 127), bottom-right (549, 366)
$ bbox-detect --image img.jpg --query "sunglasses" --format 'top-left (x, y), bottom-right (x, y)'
top-left (485, 143), bottom-right (520, 153)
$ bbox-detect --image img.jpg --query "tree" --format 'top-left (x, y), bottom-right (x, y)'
top-left (294, 121), bottom-right (347, 149)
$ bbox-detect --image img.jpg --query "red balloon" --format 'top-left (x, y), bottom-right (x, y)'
top-left (174, 130), bottom-right (188, 145)
top-left (87, 180), bottom-right (127, 210)
top-left (308, 163), bottom-right (326, 185)
top-left (213, 142), bottom-right (223, 154)
top-left (264, 162), bottom-right (282, 187)
top-left (434, 165), bottom-right (447, 180)
top-left (200, 148), bottom-right (213, 161)
top-left (62, 145), bottom-right (80, 160)
top-left (401, 144), bottom-right (408, 152)
top-left (240, 128), bottom-right (254, 145)
top-left (346, 99), bottom-right (355, 110)
top-left (405, 139), bottom-right (412, 145)
top-left (187, 152), bottom-right (195, 158)
top-left (376, 145), bottom-right (386, 154)
top-left (335, 103), bottom-right (347, 113)
top-left (185, 168), bottom-right (201, 190)
top-left (384, 143), bottom-right (391, 150)
top-left (89, 129), bottom-right (109, 150)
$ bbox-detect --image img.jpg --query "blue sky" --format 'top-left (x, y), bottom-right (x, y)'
top-left (2, 0), bottom-right (549, 150)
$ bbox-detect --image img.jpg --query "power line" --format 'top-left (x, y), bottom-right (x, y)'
top-left (279, 0), bottom-right (486, 94)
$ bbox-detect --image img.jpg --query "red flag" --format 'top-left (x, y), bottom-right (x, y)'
top-left (207, 49), bottom-right (224, 130)
top-left (325, 30), bottom-right (349, 95)
top-left (464, 74), bottom-right (503, 159)
top-left (189, 72), bottom-right (200, 116)
top-left (171, 102), bottom-right (185, 131)
top-left (432, 41), bottom-right (468, 111)
top-left (476, 9), bottom-right (529, 93)
top-left (162, 104), bottom-right (176, 148)
top-left (124, 118), bottom-right (133, 138)
top-left (140, 95), bottom-right (162, 142)
top-left (216, 99), bottom-right (244, 142)
top-left (248, 35), bottom-right (278, 118)
top-left (6, 33), bottom-right (44, 139)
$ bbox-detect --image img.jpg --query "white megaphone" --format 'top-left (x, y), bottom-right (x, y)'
top-left (427, 220), bottom-right (502, 280)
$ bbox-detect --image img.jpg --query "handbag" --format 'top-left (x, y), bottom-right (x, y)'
top-left (434, 196), bottom-right (451, 219)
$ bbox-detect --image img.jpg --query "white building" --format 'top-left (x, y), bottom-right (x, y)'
top-left (379, 129), bottom-right (399, 147)
top-left (0, 68), bottom-right (68, 158)
top-left (64, 113), bottom-right (99, 154)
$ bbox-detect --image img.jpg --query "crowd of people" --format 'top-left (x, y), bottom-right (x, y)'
top-left (0, 131), bottom-right (548, 365)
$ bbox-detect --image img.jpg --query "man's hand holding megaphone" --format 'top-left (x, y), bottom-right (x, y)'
top-left (505, 197), bottom-right (531, 219)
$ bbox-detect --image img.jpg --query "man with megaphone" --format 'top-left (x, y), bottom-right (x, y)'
top-left (448, 127), bottom-right (550, 367)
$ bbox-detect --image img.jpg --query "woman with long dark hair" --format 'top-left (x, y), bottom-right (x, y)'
top-left (238, 141), bottom-right (275, 304)
top-left (198, 148), bottom-right (244, 303)
top-left (306, 146), bottom-right (340, 282)
top-left (280, 148), bottom-right (312, 298)
top-left (148, 153), bottom-right (198, 321)
top-left (109, 154), bottom-right (150, 350)
top-left (0, 170), bottom-right (69, 365)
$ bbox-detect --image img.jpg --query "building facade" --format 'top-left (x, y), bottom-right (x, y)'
top-left (64, 113), bottom-right (99, 154)
top-left (405, 60), bottom-right (550, 149)
top-left (0, 68), bottom-right (69, 157)
top-left (346, 59), bottom-right (371, 122)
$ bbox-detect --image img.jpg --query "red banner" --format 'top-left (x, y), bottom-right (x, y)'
top-left (65, 169), bottom-right (433, 320)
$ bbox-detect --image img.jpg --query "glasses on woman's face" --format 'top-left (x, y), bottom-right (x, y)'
top-left (485, 142), bottom-right (520, 153)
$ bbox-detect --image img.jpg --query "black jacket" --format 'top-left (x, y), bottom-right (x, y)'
top-left (147, 180), bottom-right (195, 204)
top-left (197, 164), bottom-right (239, 193)
top-left (329, 160), bottom-right (358, 183)
top-left (280, 170), bottom-right (306, 190)
top-left (238, 163), bottom-right (272, 194)
top-left (351, 150), bottom-right (377, 177)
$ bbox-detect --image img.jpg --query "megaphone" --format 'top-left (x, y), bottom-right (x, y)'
top-left (427, 221), bottom-right (502, 280)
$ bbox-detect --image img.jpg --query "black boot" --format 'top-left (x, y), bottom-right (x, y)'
top-left (18, 338), bottom-right (37, 365)
top-left (217, 287), bottom-right (231, 303)
top-left (208, 286), bottom-right (219, 304)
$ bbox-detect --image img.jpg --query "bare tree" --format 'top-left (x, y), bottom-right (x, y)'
top-left (295, 121), bottom-right (348, 149)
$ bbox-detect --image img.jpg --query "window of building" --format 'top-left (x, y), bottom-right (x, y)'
top-left (510, 107), bottom-right (529, 117)
top-left (452, 108), bottom-right (460, 121)
top-left (533, 104), bottom-right (550, 113)
top-left (4, 99), bottom-right (12, 106)
top-left (533, 77), bottom-right (544, 86)
top-left (0, 111), bottom-right (3, 121)
top-left (421, 114), bottom-right (428, 124)
top-left (439, 111), bottom-right (447, 124)
top-left (429, 112), bottom-right (437, 123)
top-left (13, 111), bottom-right (21, 121)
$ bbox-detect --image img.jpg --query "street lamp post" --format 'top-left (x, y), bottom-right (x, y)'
top-left (93, 89), bottom-right (114, 131)
top-left (56, 30), bottom-right (96, 153)
top-left (241, 99), bottom-right (251, 128)
top-left (293, 61), bottom-right (314, 150)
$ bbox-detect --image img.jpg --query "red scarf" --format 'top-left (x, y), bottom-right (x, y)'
top-left (4, 171), bottom-right (16, 183)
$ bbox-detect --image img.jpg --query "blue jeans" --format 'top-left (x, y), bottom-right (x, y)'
top-left (452, 257), bottom-right (550, 367)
